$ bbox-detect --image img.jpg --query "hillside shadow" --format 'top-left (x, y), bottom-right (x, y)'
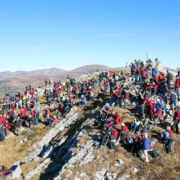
top-left (38, 92), bottom-right (110, 180)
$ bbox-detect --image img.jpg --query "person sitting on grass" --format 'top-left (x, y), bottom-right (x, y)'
top-left (50, 115), bottom-right (59, 127)
top-left (79, 95), bottom-right (87, 105)
top-left (130, 117), bottom-right (140, 134)
top-left (139, 116), bottom-right (149, 132)
top-left (120, 122), bottom-right (129, 144)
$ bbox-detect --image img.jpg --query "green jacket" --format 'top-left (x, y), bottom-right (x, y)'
top-left (140, 119), bottom-right (149, 126)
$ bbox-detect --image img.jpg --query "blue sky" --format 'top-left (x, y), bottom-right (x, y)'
top-left (0, 0), bottom-right (180, 72)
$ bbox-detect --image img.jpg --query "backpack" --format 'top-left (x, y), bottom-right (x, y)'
top-left (161, 131), bottom-right (170, 139)
top-left (148, 150), bottom-right (160, 159)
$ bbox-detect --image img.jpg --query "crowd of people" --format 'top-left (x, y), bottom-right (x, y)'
top-left (1, 58), bottom-right (180, 165)
top-left (94, 58), bottom-right (180, 164)
top-left (0, 86), bottom-right (41, 140)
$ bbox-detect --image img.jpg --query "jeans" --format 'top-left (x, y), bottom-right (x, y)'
top-left (109, 96), bottom-right (117, 106)
top-left (31, 117), bottom-right (35, 128)
top-left (44, 116), bottom-right (50, 126)
top-left (135, 74), bottom-right (139, 82)
top-left (139, 74), bottom-right (142, 82)
top-left (121, 132), bottom-right (128, 143)
top-left (36, 118), bottom-right (39, 125)
top-left (130, 123), bottom-right (139, 133)
top-left (172, 119), bottom-right (178, 133)
top-left (101, 133), bottom-right (109, 145)
top-left (104, 86), bottom-right (108, 91)
top-left (165, 138), bottom-right (173, 153)
top-left (5, 128), bottom-right (8, 136)
top-left (37, 107), bottom-right (40, 112)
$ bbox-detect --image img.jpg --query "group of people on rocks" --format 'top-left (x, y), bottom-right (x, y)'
top-left (95, 58), bottom-right (180, 164)
top-left (1, 58), bottom-right (180, 165)
top-left (0, 86), bottom-right (41, 141)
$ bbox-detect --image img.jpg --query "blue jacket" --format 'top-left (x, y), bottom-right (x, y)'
top-left (155, 102), bottom-right (162, 111)
top-left (143, 138), bottom-right (150, 150)
top-left (160, 84), bottom-right (168, 94)
top-left (82, 97), bottom-right (87, 104)
top-left (152, 68), bottom-right (157, 76)
top-left (177, 106), bottom-right (180, 111)
top-left (170, 93), bottom-right (176, 105)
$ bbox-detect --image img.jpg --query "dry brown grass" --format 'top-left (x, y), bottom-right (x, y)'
top-left (0, 123), bottom-right (49, 170)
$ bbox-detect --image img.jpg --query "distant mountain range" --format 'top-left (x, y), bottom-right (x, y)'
top-left (0, 64), bottom-right (111, 95)
top-left (0, 64), bottom-right (177, 96)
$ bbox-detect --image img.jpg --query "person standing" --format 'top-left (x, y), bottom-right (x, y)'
top-left (143, 132), bottom-right (151, 164)
top-left (175, 76), bottom-right (180, 101)
top-left (36, 100), bottom-right (41, 112)
top-left (35, 109), bottom-right (39, 125)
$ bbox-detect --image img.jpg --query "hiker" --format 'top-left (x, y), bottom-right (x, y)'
top-left (110, 90), bottom-right (119, 106)
top-left (161, 126), bottom-right (173, 154)
top-left (14, 115), bottom-right (22, 136)
top-left (175, 76), bottom-right (180, 101)
top-left (172, 107), bottom-right (180, 134)
top-left (30, 109), bottom-right (35, 128)
top-left (130, 117), bottom-right (140, 134)
top-left (44, 79), bottom-right (47, 86)
top-left (142, 132), bottom-right (150, 164)
top-left (50, 115), bottom-right (58, 127)
top-left (36, 100), bottom-right (41, 112)
top-left (135, 66), bottom-right (140, 83)
top-left (111, 112), bottom-right (122, 125)
top-left (120, 122), bottom-right (129, 144)
top-left (109, 126), bottom-right (119, 149)
top-left (79, 95), bottom-right (87, 105)
top-left (44, 108), bottom-right (50, 128)
top-left (139, 116), bottom-right (149, 132)
top-left (166, 70), bottom-right (173, 88)
top-left (0, 123), bottom-right (5, 141)
top-left (4, 120), bottom-right (11, 136)
top-left (170, 90), bottom-right (177, 116)
top-left (152, 67), bottom-right (157, 77)
top-left (35, 109), bottom-right (39, 125)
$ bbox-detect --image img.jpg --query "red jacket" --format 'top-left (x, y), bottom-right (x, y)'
top-left (109, 70), bottom-right (113, 77)
top-left (147, 100), bottom-right (153, 115)
top-left (141, 71), bottom-right (147, 78)
top-left (153, 84), bottom-right (158, 89)
top-left (21, 110), bottom-right (26, 117)
top-left (146, 83), bottom-right (152, 89)
top-left (135, 68), bottom-right (140, 74)
top-left (176, 79), bottom-right (180, 88)
top-left (46, 109), bottom-right (50, 116)
top-left (12, 105), bottom-right (15, 110)
top-left (124, 92), bottom-right (130, 100)
top-left (73, 85), bottom-right (77, 91)
top-left (111, 129), bottom-right (118, 138)
top-left (175, 110), bottom-right (180, 119)
top-left (4, 122), bottom-right (11, 130)
top-left (31, 110), bottom-right (35, 117)
top-left (59, 104), bottom-right (64, 110)
top-left (157, 74), bottom-right (163, 82)
top-left (121, 125), bottom-right (128, 133)
top-left (140, 97), bottom-right (149, 105)
top-left (86, 88), bottom-right (93, 93)
top-left (168, 130), bottom-right (173, 137)
top-left (111, 91), bottom-right (119, 99)
top-left (111, 115), bottom-right (122, 125)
